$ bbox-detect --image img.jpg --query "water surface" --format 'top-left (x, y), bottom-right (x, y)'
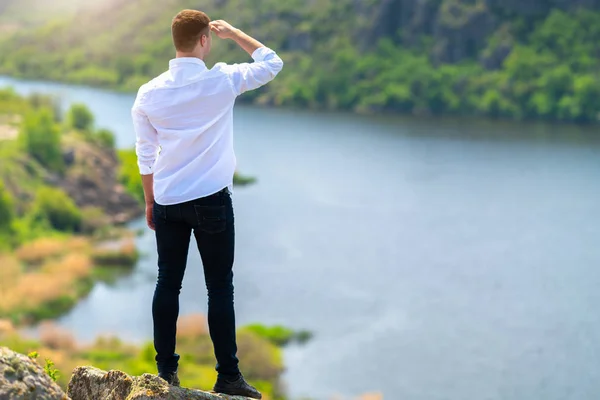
top-left (2, 76), bottom-right (600, 400)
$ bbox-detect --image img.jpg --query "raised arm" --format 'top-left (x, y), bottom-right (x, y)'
top-left (210, 20), bottom-right (284, 95)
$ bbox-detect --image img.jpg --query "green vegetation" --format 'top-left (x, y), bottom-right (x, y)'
top-left (0, 91), bottom-right (140, 323)
top-left (67, 103), bottom-right (94, 131)
top-left (245, 324), bottom-right (313, 347)
top-left (0, 0), bottom-right (598, 122)
top-left (19, 108), bottom-right (64, 173)
top-left (117, 149), bottom-right (145, 204)
top-left (32, 187), bottom-right (82, 232)
top-left (0, 315), bottom-right (290, 399)
top-left (0, 91), bottom-right (119, 247)
top-left (43, 358), bottom-right (59, 382)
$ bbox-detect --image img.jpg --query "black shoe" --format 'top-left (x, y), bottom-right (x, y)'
top-left (213, 374), bottom-right (262, 399)
top-left (158, 371), bottom-right (180, 387)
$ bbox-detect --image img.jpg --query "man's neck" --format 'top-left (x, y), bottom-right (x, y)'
top-left (175, 52), bottom-right (204, 60)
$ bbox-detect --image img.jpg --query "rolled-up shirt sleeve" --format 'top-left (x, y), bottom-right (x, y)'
top-left (132, 107), bottom-right (159, 175)
top-left (225, 47), bottom-right (284, 96)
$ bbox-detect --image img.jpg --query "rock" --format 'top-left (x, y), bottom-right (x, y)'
top-left (432, 0), bottom-right (497, 64)
top-left (364, 0), bottom-right (440, 45)
top-left (479, 23), bottom-right (514, 70)
top-left (0, 347), bottom-right (68, 400)
top-left (58, 140), bottom-right (142, 225)
top-left (67, 366), bottom-right (252, 400)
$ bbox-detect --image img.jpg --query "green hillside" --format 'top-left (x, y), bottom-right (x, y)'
top-left (0, 0), bottom-right (599, 123)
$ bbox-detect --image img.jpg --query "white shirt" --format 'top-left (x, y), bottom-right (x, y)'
top-left (132, 47), bottom-right (283, 205)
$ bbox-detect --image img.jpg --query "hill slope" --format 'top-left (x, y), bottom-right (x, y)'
top-left (0, 0), bottom-right (599, 122)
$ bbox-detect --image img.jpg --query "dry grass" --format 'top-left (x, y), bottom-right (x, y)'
top-left (65, 237), bottom-right (91, 253)
top-left (0, 245), bottom-right (93, 320)
top-left (0, 319), bottom-right (15, 335)
top-left (41, 253), bottom-right (91, 278)
top-left (0, 255), bottom-right (21, 290)
top-left (91, 237), bottom-right (139, 267)
top-left (7, 254), bottom-right (91, 310)
top-left (39, 321), bottom-right (76, 351)
top-left (177, 314), bottom-right (208, 339)
top-left (15, 237), bottom-right (67, 265)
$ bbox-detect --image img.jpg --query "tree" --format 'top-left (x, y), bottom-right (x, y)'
top-left (67, 103), bottom-right (94, 131)
top-left (20, 108), bottom-right (64, 172)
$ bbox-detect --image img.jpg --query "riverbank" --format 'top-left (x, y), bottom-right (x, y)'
top-left (0, 88), bottom-right (145, 324)
top-left (0, 235), bottom-right (138, 325)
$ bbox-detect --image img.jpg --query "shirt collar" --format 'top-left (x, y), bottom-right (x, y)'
top-left (169, 57), bottom-right (206, 69)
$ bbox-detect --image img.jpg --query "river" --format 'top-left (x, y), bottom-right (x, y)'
top-left (1, 76), bottom-right (600, 400)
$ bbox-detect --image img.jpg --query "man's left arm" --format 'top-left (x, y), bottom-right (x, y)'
top-left (132, 106), bottom-right (159, 230)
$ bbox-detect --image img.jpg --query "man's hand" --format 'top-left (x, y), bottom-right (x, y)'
top-left (210, 20), bottom-right (265, 56)
top-left (209, 20), bottom-right (239, 40)
top-left (146, 203), bottom-right (155, 231)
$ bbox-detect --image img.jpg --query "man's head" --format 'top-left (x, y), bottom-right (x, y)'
top-left (172, 10), bottom-right (212, 58)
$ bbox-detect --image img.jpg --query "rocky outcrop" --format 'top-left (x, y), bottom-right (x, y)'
top-left (54, 139), bottom-right (142, 225)
top-left (67, 366), bottom-right (252, 400)
top-left (0, 347), bottom-right (68, 400)
top-left (479, 23), bottom-right (514, 70)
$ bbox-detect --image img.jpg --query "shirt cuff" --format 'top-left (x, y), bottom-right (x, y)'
top-left (138, 164), bottom-right (154, 175)
top-left (251, 46), bottom-right (276, 61)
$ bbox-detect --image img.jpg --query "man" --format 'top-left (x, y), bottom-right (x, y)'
top-left (131, 9), bottom-right (283, 399)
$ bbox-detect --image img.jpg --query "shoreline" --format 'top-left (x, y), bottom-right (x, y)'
top-left (0, 74), bottom-right (598, 128)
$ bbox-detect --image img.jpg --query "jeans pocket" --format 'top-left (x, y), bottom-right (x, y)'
top-left (194, 205), bottom-right (227, 234)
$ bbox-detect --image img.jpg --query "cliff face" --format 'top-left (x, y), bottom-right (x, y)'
top-left (365, 0), bottom-right (600, 66)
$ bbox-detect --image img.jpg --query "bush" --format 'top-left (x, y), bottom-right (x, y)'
top-left (95, 128), bottom-right (116, 149)
top-left (27, 93), bottom-right (62, 122)
top-left (0, 180), bottom-right (14, 232)
top-left (80, 206), bottom-right (110, 234)
top-left (243, 324), bottom-right (313, 346)
top-left (117, 149), bottom-right (144, 204)
top-left (20, 108), bottom-right (64, 172)
top-left (32, 187), bottom-right (82, 232)
top-left (67, 103), bottom-right (94, 131)
top-left (91, 238), bottom-right (139, 267)
top-left (233, 172), bottom-right (257, 186)
top-left (16, 237), bottom-right (66, 265)
top-left (243, 324), bottom-right (295, 346)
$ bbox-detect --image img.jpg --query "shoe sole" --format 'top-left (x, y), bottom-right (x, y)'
top-left (212, 389), bottom-right (262, 399)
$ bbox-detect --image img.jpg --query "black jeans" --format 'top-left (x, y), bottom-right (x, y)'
top-left (152, 187), bottom-right (240, 378)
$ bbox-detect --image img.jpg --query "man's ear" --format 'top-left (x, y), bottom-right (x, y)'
top-left (201, 34), bottom-right (208, 47)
